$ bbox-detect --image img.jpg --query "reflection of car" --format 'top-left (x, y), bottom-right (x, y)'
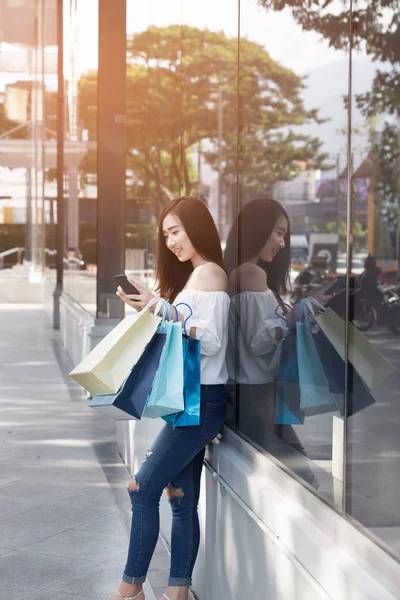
top-left (335, 256), bottom-right (365, 275)
top-left (380, 269), bottom-right (398, 285)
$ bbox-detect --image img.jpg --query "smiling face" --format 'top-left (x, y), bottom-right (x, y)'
top-left (162, 212), bottom-right (198, 263)
top-left (258, 215), bottom-right (288, 263)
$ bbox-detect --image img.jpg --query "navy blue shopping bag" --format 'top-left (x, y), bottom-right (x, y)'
top-left (89, 332), bottom-right (167, 420)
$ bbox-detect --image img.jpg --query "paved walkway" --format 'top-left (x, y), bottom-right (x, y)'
top-left (0, 304), bottom-right (172, 600)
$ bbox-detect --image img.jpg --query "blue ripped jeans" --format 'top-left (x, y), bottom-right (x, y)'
top-left (123, 385), bottom-right (227, 588)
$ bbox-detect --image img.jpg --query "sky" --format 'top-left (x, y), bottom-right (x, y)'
top-left (76, 0), bottom-right (354, 77)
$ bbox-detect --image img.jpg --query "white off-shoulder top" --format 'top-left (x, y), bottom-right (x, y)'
top-left (227, 290), bottom-right (288, 385)
top-left (173, 289), bottom-right (230, 385)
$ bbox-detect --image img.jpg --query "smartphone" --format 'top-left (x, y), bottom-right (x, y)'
top-left (114, 274), bottom-right (140, 296)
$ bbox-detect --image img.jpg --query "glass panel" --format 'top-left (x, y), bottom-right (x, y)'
top-left (0, 0), bottom-right (56, 275)
top-left (346, 0), bottom-right (400, 559)
top-left (125, 0), bottom-right (183, 297)
top-left (43, 0), bottom-right (58, 281)
top-left (63, 0), bottom-right (98, 312)
top-left (181, 0), bottom-right (239, 427)
top-left (226, 0), bottom-right (351, 508)
top-left (0, 12), bottom-right (36, 267)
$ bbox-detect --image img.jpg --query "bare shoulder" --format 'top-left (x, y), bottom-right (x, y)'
top-left (195, 263), bottom-right (228, 292)
top-left (229, 263), bottom-right (268, 293)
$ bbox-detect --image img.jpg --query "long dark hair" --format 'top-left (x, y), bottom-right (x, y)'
top-left (156, 196), bottom-right (224, 302)
top-left (224, 197), bottom-right (291, 296)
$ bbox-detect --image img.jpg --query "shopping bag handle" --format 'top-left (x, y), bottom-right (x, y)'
top-left (144, 297), bottom-right (172, 322)
top-left (172, 302), bottom-right (193, 336)
top-left (275, 302), bottom-right (293, 337)
top-left (299, 297), bottom-right (326, 322)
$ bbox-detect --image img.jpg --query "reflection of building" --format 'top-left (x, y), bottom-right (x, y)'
top-left (273, 168), bottom-right (317, 205)
top-left (338, 156), bottom-right (371, 229)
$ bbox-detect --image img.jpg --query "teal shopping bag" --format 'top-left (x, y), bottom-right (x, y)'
top-left (144, 319), bottom-right (185, 418)
top-left (163, 303), bottom-right (201, 427)
top-left (275, 335), bottom-right (305, 425)
top-left (273, 304), bottom-right (304, 425)
top-left (296, 304), bottom-right (337, 417)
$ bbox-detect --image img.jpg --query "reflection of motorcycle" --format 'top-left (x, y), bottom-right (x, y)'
top-left (328, 277), bottom-right (400, 334)
top-left (290, 263), bottom-right (328, 304)
top-left (352, 294), bottom-right (376, 332)
top-left (374, 284), bottom-right (400, 335)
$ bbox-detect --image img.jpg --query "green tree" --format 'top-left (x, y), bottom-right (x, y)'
top-left (78, 25), bottom-right (329, 212)
top-left (257, 0), bottom-right (400, 119)
top-left (313, 220), bottom-right (367, 250)
top-left (373, 123), bottom-right (400, 205)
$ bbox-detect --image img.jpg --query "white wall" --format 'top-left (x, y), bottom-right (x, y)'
top-left (117, 418), bottom-right (400, 600)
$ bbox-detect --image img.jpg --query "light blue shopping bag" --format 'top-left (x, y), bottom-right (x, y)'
top-left (296, 303), bottom-right (337, 416)
top-left (162, 303), bottom-right (201, 427)
top-left (144, 318), bottom-right (185, 418)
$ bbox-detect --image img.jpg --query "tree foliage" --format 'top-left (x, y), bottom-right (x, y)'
top-left (78, 25), bottom-right (329, 211)
top-left (257, 0), bottom-right (400, 118)
top-left (373, 123), bottom-right (400, 205)
top-left (313, 219), bottom-right (367, 249)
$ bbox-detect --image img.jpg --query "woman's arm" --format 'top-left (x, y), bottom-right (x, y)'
top-left (231, 263), bottom-right (283, 343)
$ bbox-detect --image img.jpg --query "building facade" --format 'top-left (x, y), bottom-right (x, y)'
top-left (2, 0), bottom-right (400, 598)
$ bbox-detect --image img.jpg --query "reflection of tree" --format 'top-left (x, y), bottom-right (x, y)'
top-left (79, 25), bottom-right (328, 211)
top-left (313, 220), bottom-right (367, 250)
top-left (258, 0), bottom-right (399, 118)
top-left (373, 124), bottom-right (400, 205)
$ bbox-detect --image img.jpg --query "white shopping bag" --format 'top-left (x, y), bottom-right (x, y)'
top-left (69, 306), bottom-right (161, 395)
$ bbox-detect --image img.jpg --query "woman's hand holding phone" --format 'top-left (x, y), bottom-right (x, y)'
top-left (115, 275), bottom-right (156, 311)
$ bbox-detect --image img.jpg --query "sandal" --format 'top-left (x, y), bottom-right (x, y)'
top-left (110, 590), bottom-right (144, 600)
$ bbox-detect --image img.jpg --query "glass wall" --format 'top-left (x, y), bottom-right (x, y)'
top-left (228, 0), bottom-right (350, 507)
top-left (62, 0), bottom-right (98, 311)
top-left (346, 0), bottom-right (400, 559)
top-left (121, 0), bottom-right (400, 559)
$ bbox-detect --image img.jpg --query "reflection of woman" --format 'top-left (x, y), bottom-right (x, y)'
top-left (225, 197), bottom-right (330, 455)
top-left (112, 197), bottom-right (230, 600)
top-left (224, 198), bottom-right (292, 448)
top-left (360, 254), bottom-right (382, 310)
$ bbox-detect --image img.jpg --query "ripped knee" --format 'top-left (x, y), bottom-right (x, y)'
top-left (127, 476), bottom-right (140, 492)
top-left (166, 484), bottom-right (184, 500)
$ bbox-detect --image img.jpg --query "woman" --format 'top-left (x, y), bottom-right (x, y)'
top-left (224, 197), bottom-right (331, 453)
top-left (111, 196), bottom-right (230, 600)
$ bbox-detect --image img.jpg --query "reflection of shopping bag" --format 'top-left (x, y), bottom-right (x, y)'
top-left (163, 303), bottom-right (201, 427)
top-left (70, 306), bottom-right (161, 395)
top-left (144, 320), bottom-right (185, 418)
top-left (313, 328), bottom-right (376, 416)
top-left (316, 307), bottom-right (395, 390)
top-left (274, 335), bottom-right (304, 425)
top-left (296, 306), bottom-right (337, 416)
top-left (89, 332), bottom-right (167, 419)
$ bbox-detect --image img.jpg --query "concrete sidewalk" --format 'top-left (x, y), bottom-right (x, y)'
top-left (0, 304), bottom-right (171, 600)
